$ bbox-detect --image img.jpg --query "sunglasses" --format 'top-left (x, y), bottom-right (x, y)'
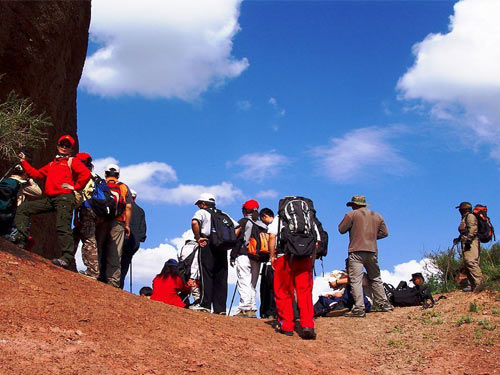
top-left (58, 143), bottom-right (72, 149)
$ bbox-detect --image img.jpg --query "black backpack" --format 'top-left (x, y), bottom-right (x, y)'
top-left (204, 208), bottom-right (237, 250)
top-left (0, 177), bottom-right (20, 221)
top-left (277, 196), bottom-right (318, 258)
top-left (384, 281), bottom-right (434, 308)
top-left (314, 217), bottom-right (329, 260)
top-left (472, 205), bottom-right (495, 243)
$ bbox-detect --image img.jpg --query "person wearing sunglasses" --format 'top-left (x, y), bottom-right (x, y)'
top-left (11, 135), bottom-right (91, 270)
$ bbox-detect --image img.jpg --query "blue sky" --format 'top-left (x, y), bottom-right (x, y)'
top-left (75, 0), bottom-right (500, 295)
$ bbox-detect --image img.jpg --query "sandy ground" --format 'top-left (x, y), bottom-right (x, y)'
top-left (1, 239), bottom-right (499, 375)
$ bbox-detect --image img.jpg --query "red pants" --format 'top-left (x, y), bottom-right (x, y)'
top-left (273, 254), bottom-right (314, 332)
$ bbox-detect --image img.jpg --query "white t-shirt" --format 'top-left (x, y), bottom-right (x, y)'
top-left (192, 208), bottom-right (239, 237)
top-left (267, 218), bottom-right (282, 235)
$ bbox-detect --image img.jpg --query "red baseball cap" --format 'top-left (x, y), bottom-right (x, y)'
top-left (75, 152), bottom-right (92, 163)
top-left (58, 135), bottom-right (75, 147)
top-left (243, 199), bottom-right (259, 210)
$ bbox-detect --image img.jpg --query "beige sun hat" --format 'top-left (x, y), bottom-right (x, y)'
top-left (346, 195), bottom-right (370, 207)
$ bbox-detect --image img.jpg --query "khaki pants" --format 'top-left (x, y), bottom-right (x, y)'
top-left (462, 239), bottom-right (482, 289)
top-left (96, 219), bottom-right (125, 288)
top-left (348, 251), bottom-right (391, 313)
top-left (74, 207), bottom-right (100, 278)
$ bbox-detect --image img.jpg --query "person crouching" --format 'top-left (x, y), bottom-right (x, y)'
top-left (151, 259), bottom-right (189, 308)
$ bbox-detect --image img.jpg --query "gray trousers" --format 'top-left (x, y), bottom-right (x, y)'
top-left (96, 219), bottom-right (125, 288)
top-left (348, 251), bottom-right (391, 312)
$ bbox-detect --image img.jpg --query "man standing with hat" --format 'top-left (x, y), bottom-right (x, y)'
top-left (338, 195), bottom-right (393, 317)
top-left (454, 202), bottom-right (483, 292)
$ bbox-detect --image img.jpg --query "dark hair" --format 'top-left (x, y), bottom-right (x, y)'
top-left (260, 208), bottom-right (274, 218)
top-left (139, 286), bottom-right (152, 296)
top-left (105, 171), bottom-right (119, 178)
top-left (157, 263), bottom-right (178, 279)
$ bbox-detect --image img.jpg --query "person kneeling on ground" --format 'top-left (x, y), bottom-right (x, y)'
top-left (12, 135), bottom-right (91, 269)
top-left (151, 259), bottom-right (189, 308)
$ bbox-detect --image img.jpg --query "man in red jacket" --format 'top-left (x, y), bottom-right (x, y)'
top-left (12, 135), bottom-right (91, 269)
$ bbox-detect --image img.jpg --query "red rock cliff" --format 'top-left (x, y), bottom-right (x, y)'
top-left (0, 0), bottom-right (91, 259)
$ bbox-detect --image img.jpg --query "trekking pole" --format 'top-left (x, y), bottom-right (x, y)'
top-left (0, 164), bottom-right (17, 182)
top-left (228, 282), bottom-right (238, 316)
top-left (129, 261), bottom-right (133, 293)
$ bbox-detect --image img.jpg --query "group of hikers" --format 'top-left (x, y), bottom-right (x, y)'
top-left (0, 133), bottom-right (492, 340)
top-left (0, 134), bottom-right (147, 289)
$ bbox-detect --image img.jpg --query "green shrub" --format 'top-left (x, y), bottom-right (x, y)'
top-left (457, 314), bottom-right (473, 326)
top-left (470, 302), bottom-right (480, 313)
top-left (0, 81), bottom-right (52, 163)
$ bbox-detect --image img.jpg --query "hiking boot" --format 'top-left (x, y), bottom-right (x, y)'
top-left (462, 286), bottom-right (473, 293)
top-left (325, 307), bottom-right (349, 317)
top-left (216, 311), bottom-right (227, 316)
top-left (234, 310), bottom-right (255, 318)
top-left (344, 310), bottom-right (366, 318)
top-left (301, 327), bottom-right (317, 340)
top-left (189, 304), bottom-right (210, 313)
top-left (380, 305), bottom-right (394, 313)
top-left (51, 258), bottom-right (70, 269)
top-left (79, 270), bottom-right (98, 280)
top-left (6, 233), bottom-right (27, 249)
top-left (276, 327), bottom-right (293, 337)
top-left (473, 283), bottom-right (485, 293)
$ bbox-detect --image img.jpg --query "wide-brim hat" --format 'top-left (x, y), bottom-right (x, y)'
top-left (346, 195), bottom-right (370, 207)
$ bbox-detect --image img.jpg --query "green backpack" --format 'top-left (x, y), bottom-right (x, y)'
top-left (0, 177), bottom-right (20, 220)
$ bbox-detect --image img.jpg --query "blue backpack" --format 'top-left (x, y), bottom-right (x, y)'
top-left (0, 177), bottom-right (20, 221)
top-left (83, 175), bottom-right (118, 218)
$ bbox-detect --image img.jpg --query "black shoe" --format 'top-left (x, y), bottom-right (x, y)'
top-left (301, 327), bottom-right (317, 340)
top-left (52, 258), bottom-right (70, 269)
top-left (276, 326), bottom-right (293, 336)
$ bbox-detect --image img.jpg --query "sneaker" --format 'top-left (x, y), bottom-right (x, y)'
top-left (216, 311), bottom-right (227, 316)
top-left (462, 286), bottom-right (473, 293)
top-left (380, 305), bottom-right (394, 313)
top-left (51, 258), bottom-right (70, 269)
top-left (234, 310), bottom-right (255, 318)
top-left (276, 327), bottom-right (293, 337)
top-left (301, 327), bottom-right (317, 340)
top-left (344, 310), bottom-right (366, 318)
top-left (189, 304), bottom-right (210, 312)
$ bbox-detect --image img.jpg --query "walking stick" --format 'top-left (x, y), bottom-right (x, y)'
top-left (228, 282), bottom-right (238, 316)
top-left (0, 164), bottom-right (17, 182)
top-left (129, 261), bottom-right (133, 293)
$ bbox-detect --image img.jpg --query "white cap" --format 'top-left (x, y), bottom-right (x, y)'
top-left (328, 270), bottom-right (347, 284)
top-left (105, 163), bottom-right (120, 174)
top-left (131, 189), bottom-right (137, 198)
top-left (194, 192), bottom-right (216, 205)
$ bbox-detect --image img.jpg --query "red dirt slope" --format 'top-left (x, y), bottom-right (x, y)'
top-left (0, 239), bottom-right (499, 375)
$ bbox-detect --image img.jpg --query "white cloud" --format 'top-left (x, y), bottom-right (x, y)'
top-left (312, 126), bottom-right (412, 183)
top-left (256, 189), bottom-right (279, 199)
top-left (380, 258), bottom-right (438, 287)
top-left (397, 0), bottom-right (500, 158)
top-left (236, 100), bottom-right (252, 111)
top-left (229, 151), bottom-right (289, 182)
top-left (268, 97), bottom-right (285, 117)
top-left (93, 157), bottom-right (243, 205)
top-left (81, 0), bottom-right (249, 100)
top-left (269, 97), bottom-right (277, 106)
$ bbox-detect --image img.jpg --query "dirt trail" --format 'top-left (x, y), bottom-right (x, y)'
top-left (1, 239), bottom-right (499, 375)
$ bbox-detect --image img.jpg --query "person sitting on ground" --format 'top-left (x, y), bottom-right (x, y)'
top-left (314, 268), bottom-right (372, 317)
top-left (259, 208), bottom-right (276, 319)
top-left (12, 135), bottom-right (91, 269)
top-left (1, 164), bottom-right (42, 239)
top-left (151, 259), bottom-right (189, 308)
top-left (139, 286), bottom-right (153, 299)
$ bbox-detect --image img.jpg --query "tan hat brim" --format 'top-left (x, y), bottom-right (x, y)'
top-left (346, 202), bottom-right (369, 207)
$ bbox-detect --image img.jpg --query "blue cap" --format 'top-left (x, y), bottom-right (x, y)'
top-left (165, 259), bottom-right (178, 267)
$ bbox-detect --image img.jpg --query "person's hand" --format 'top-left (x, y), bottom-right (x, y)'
top-left (271, 255), bottom-right (277, 270)
top-left (61, 183), bottom-right (74, 190)
top-left (230, 258), bottom-right (235, 267)
top-left (18, 152), bottom-right (26, 161)
top-left (197, 238), bottom-right (208, 247)
top-left (453, 237), bottom-right (460, 246)
top-left (125, 226), bottom-right (131, 237)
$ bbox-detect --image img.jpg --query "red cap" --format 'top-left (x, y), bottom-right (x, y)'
top-left (243, 199), bottom-right (259, 210)
top-left (75, 152), bottom-right (92, 163)
top-left (58, 135), bottom-right (75, 147)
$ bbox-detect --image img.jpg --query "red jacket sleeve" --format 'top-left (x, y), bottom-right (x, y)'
top-left (176, 276), bottom-right (189, 294)
top-left (71, 157), bottom-right (91, 191)
top-left (21, 160), bottom-right (49, 180)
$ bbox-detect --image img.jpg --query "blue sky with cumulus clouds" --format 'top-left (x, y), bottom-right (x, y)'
top-left (75, 0), bottom-right (500, 295)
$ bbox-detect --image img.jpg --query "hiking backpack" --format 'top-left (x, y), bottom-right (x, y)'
top-left (277, 196), bottom-right (319, 258)
top-left (314, 217), bottom-right (329, 260)
top-left (0, 177), bottom-right (20, 221)
top-left (472, 205), bottom-right (495, 243)
top-left (204, 208), bottom-right (237, 250)
top-left (245, 219), bottom-right (270, 262)
top-left (83, 175), bottom-right (119, 218)
top-left (106, 180), bottom-right (127, 218)
top-left (178, 240), bottom-right (198, 284)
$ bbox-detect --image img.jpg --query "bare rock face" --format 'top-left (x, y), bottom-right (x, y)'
top-left (0, 1), bottom-right (91, 259)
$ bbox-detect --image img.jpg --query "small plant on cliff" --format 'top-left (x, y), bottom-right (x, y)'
top-left (0, 79), bottom-right (52, 162)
